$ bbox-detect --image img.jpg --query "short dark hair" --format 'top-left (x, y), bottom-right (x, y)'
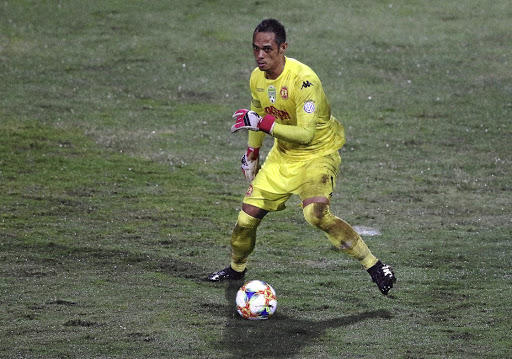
top-left (254, 18), bottom-right (286, 46)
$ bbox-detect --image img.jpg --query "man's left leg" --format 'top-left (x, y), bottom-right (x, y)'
top-left (302, 200), bottom-right (377, 269)
top-left (298, 153), bottom-right (396, 295)
top-left (302, 201), bottom-right (396, 295)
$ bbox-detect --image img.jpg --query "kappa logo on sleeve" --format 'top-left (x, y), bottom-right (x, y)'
top-left (301, 80), bottom-right (314, 89)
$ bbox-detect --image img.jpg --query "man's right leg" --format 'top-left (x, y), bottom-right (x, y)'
top-left (207, 204), bottom-right (267, 281)
top-left (230, 205), bottom-right (267, 272)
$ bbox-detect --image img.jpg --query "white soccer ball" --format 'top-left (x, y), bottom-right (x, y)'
top-left (236, 280), bottom-right (277, 320)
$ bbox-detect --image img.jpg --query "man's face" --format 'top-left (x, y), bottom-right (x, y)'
top-left (252, 31), bottom-right (286, 77)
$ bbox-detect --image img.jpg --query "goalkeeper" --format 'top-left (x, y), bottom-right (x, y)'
top-left (208, 19), bottom-right (396, 295)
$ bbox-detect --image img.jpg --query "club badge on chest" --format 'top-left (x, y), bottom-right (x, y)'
top-left (268, 85), bottom-right (276, 104)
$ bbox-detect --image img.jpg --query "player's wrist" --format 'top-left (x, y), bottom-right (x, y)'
top-left (246, 146), bottom-right (260, 160)
top-left (258, 115), bottom-right (275, 134)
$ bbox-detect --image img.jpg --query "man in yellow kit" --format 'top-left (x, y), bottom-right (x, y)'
top-left (208, 19), bottom-right (396, 295)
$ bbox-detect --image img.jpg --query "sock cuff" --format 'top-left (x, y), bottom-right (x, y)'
top-left (237, 210), bottom-right (262, 228)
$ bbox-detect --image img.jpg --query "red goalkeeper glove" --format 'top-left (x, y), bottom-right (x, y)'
top-left (231, 109), bottom-right (275, 134)
top-left (241, 147), bottom-right (260, 182)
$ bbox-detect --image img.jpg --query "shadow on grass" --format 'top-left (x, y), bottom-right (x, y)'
top-left (217, 281), bottom-right (392, 359)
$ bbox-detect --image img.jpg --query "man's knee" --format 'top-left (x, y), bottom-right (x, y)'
top-left (303, 202), bottom-right (330, 228)
top-left (236, 209), bottom-right (263, 229)
top-left (241, 203), bottom-right (268, 220)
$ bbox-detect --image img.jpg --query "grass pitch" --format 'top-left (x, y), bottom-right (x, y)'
top-left (1, 1), bottom-right (511, 358)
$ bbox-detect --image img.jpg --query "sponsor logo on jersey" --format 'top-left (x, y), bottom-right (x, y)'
top-left (303, 101), bottom-right (315, 114)
top-left (268, 85), bottom-right (276, 104)
top-left (280, 87), bottom-right (289, 100)
top-left (301, 80), bottom-right (314, 89)
top-left (265, 105), bottom-right (291, 120)
top-left (246, 185), bottom-right (253, 196)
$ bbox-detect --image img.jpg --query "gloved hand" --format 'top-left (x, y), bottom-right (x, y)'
top-left (231, 109), bottom-right (275, 134)
top-left (241, 147), bottom-right (260, 182)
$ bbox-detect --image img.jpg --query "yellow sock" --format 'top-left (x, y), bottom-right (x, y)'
top-left (230, 210), bottom-right (261, 272)
top-left (303, 203), bottom-right (378, 269)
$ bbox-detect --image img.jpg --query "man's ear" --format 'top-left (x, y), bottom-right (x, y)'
top-left (280, 42), bottom-right (288, 53)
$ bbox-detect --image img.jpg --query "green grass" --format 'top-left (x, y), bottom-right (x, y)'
top-left (1, 0), bottom-right (511, 358)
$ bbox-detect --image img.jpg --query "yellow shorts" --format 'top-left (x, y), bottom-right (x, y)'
top-left (243, 150), bottom-right (341, 212)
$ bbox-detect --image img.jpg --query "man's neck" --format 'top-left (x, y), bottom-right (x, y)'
top-left (265, 58), bottom-right (286, 80)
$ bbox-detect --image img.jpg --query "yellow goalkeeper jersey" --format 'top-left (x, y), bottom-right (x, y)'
top-left (249, 57), bottom-right (345, 162)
